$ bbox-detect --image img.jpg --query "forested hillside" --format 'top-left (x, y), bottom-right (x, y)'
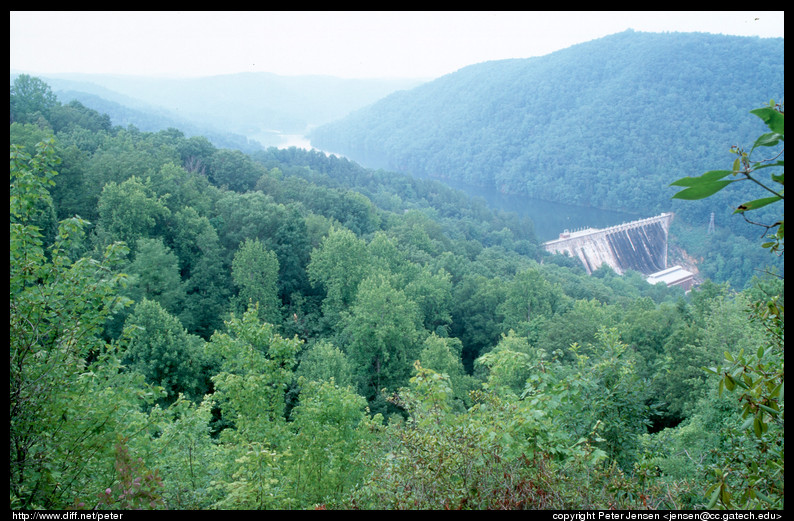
top-left (10, 75), bottom-right (783, 510)
top-left (310, 31), bottom-right (784, 241)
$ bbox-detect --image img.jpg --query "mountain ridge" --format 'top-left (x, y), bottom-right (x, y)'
top-left (309, 30), bottom-right (784, 233)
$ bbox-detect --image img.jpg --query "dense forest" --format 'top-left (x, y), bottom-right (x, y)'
top-left (310, 31), bottom-right (784, 282)
top-left (10, 74), bottom-right (783, 510)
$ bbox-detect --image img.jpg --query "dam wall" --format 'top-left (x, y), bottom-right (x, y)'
top-left (542, 213), bottom-right (674, 275)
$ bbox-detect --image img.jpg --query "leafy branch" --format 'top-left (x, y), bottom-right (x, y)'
top-left (670, 102), bottom-right (783, 254)
top-left (671, 102), bottom-right (784, 509)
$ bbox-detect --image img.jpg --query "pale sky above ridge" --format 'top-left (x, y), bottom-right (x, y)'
top-left (10, 11), bottom-right (784, 80)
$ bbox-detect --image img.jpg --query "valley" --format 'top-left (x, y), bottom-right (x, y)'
top-left (9, 27), bottom-right (784, 511)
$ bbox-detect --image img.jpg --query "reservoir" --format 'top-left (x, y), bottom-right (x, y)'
top-left (425, 176), bottom-right (641, 243)
top-left (264, 136), bottom-right (641, 243)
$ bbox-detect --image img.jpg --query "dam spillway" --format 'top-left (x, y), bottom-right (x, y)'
top-left (542, 213), bottom-right (674, 276)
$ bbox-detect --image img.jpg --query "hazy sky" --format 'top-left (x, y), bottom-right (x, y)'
top-left (10, 11), bottom-right (785, 80)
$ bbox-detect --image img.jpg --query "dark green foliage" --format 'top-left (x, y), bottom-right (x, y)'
top-left (126, 238), bottom-right (186, 314)
top-left (93, 176), bottom-right (171, 251)
top-left (122, 299), bottom-right (209, 404)
top-left (231, 238), bottom-right (281, 324)
top-left (209, 148), bottom-right (267, 192)
top-left (307, 226), bottom-right (372, 326)
top-left (295, 341), bottom-right (354, 388)
top-left (10, 74), bottom-right (59, 124)
top-left (10, 77), bottom-right (783, 510)
top-left (49, 100), bottom-right (113, 134)
top-left (450, 274), bottom-right (507, 371)
top-left (339, 273), bottom-right (425, 400)
top-left (286, 379), bottom-right (373, 507)
top-left (498, 268), bottom-right (568, 345)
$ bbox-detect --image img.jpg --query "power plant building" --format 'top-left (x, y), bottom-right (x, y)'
top-left (645, 265), bottom-right (696, 292)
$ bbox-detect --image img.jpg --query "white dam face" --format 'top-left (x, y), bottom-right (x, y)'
top-left (542, 213), bottom-right (674, 275)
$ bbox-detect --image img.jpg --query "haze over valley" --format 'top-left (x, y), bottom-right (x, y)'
top-left (13, 71), bottom-right (424, 152)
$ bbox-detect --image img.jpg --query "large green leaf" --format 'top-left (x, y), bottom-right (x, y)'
top-left (750, 161), bottom-right (785, 173)
top-left (752, 131), bottom-right (783, 149)
top-left (671, 180), bottom-right (735, 200)
top-left (733, 195), bottom-right (783, 214)
top-left (669, 170), bottom-right (733, 187)
top-left (750, 107), bottom-right (784, 135)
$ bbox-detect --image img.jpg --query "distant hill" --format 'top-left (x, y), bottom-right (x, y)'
top-left (49, 87), bottom-right (266, 153)
top-left (309, 30), bottom-right (784, 233)
top-left (10, 71), bottom-right (425, 150)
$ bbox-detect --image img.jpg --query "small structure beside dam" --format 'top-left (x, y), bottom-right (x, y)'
top-left (542, 212), bottom-right (681, 277)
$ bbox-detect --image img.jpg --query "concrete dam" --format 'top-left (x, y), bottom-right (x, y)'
top-left (542, 213), bottom-right (674, 276)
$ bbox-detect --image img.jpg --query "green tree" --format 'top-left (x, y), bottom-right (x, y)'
top-left (657, 322), bottom-right (711, 420)
top-left (177, 135), bottom-right (216, 178)
top-left (149, 397), bottom-right (220, 509)
top-left (8, 126), bottom-right (60, 245)
top-left (10, 74), bottom-right (59, 124)
top-left (80, 129), bottom-right (179, 220)
top-left (181, 251), bottom-right (231, 340)
top-left (340, 274), bottom-right (424, 401)
top-left (307, 226), bottom-right (372, 327)
top-left (562, 328), bottom-right (652, 471)
top-left (419, 333), bottom-right (474, 409)
top-left (286, 379), bottom-right (373, 508)
top-left (450, 274), bottom-right (507, 371)
top-left (166, 207), bottom-right (231, 338)
top-left (540, 298), bottom-right (616, 360)
top-left (122, 299), bottom-right (209, 405)
top-left (295, 341), bottom-right (354, 388)
top-left (206, 307), bottom-right (302, 509)
top-left (367, 230), bottom-right (408, 275)
top-left (126, 238), bottom-right (186, 316)
top-left (11, 140), bottom-right (162, 508)
top-left (44, 131), bottom-right (97, 221)
top-left (48, 100), bottom-right (113, 135)
top-left (338, 190), bottom-right (381, 235)
top-left (270, 204), bottom-right (313, 300)
top-left (231, 238), bottom-right (281, 325)
top-left (213, 190), bottom-right (285, 252)
top-left (209, 148), bottom-right (267, 192)
top-left (352, 362), bottom-right (596, 509)
top-left (404, 265), bottom-right (454, 333)
top-left (9, 122), bottom-right (56, 156)
top-left (169, 206), bottom-right (219, 277)
top-left (147, 161), bottom-right (216, 216)
top-left (93, 176), bottom-right (171, 251)
top-left (208, 306), bottom-right (301, 438)
top-left (498, 268), bottom-right (567, 345)
top-left (475, 330), bottom-right (537, 397)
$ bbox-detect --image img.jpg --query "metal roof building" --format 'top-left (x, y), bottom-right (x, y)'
top-left (646, 265), bottom-right (696, 292)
